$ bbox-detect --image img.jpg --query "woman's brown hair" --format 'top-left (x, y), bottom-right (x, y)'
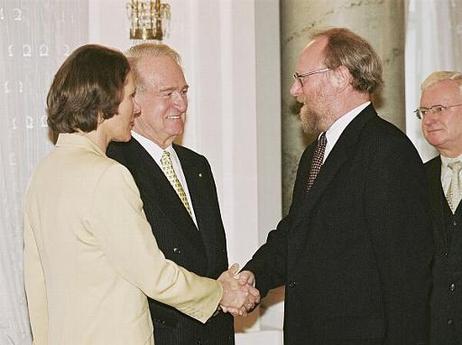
top-left (47, 44), bottom-right (130, 136)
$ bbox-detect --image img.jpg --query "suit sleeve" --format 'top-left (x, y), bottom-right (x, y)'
top-left (87, 163), bottom-right (222, 323)
top-left (243, 146), bottom-right (313, 296)
top-left (364, 139), bottom-right (432, 344)
top-left (24, 209), bottom-right (48, 345)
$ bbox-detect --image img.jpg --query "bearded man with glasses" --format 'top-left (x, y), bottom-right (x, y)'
top-left (240, 27), bottom-right (433, 345)
top-left (419, 71), bottom-right (462, 345)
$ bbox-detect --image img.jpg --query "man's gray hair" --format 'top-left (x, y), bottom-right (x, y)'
top-left (125, 43), bottom-right (182, 90)
top-left (312, 28), bottom-right (383, 94)
top-left (421, 71), bottom-right (462, 93)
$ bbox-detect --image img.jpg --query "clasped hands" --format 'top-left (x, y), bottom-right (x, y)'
top-left (217, 264), bottom-right (259, 316)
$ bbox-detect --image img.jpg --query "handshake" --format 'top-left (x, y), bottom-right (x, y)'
top-left (217, 264), bottom-right (260, 317)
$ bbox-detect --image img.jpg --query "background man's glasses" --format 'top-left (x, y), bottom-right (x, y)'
top-left (293, 68), bottom-right (330, 87)
top-left (415, 103), bottom-right (462, 119)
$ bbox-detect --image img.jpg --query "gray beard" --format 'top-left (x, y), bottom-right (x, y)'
top-left (300, 104), bottom-right (322, 134)
top-left (299, 104), bottom-right (336, 135)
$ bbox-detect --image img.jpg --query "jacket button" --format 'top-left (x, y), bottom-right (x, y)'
top-left (448, 319), bottom-right (454, 325)
top-left (173, 247), bottom-right (181, 254)
top-left (288, 280), bottom-right (296, 288)
top-left (453, 220), bottom-right (457, 226)
top-left (450, 283), bottom-right (456, 292)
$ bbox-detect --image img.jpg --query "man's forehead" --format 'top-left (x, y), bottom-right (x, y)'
top-left (298, 36), bottom-right (327, 66)
top-left (426, 80), bottom-right (461, 96)
top-left (303, 36), bottom-right (327, 52)
top-left (304, 37), bottom-right (318, 49)
top-left (138, 58), bottom-right (186, 87)
top-left (421, 79), bottom-right (462, 104)
top-left (138, 55), bottom-right (181, 73)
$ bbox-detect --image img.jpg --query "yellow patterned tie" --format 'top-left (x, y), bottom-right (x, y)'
top-left (161, 151), bottom-right (193, 216)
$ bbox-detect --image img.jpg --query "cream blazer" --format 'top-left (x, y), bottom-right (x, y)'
top-left (24, 133), bottom-right (222, 345)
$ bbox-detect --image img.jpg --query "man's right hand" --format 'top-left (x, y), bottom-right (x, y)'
top-left (217, 264), bottom-right (260, 316)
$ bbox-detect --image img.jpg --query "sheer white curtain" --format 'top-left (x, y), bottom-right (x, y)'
top-left (405, 0), bottom-right (462, 161)
top-left (0, 1), bottom-right (88, 344)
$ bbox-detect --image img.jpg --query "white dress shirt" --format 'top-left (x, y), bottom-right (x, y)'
top-left (131, 131), bottom-right (198, 226)
top-left (322, 101), bottom-right (371, 163)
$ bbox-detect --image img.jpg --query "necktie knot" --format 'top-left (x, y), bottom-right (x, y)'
top-left (448, 161), bottom-right (462, 173)
top-left (318, 131), bottom-right (327, 147)
top-left (161, 150), bottom-right (171, 164)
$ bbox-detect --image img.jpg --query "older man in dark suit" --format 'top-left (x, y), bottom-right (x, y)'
top-left (418, 71), bottom-right (462, 345)
top-left (241, 28), bottom-right (433, 345)
top-left (107, 44), bottom-right (234, 345)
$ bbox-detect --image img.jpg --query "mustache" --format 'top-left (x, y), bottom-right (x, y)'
top-left (296, 95), bottom-right (305, 103)
top-left (290, 97), bottom-right (305, 115)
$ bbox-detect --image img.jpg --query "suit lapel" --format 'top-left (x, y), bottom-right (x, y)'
top-left (174, 145), bottom-right (203, 231)
top-left (426, 156), bottom-right (449, 252)
top-left (292, 105), bottom-right (376, 230)
top-left (174, 145), bottom-right (216, 255)
top-left (129, 140), bottom-right (203, 247)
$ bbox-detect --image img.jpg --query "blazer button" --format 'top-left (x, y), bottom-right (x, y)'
top-left (450, 283), bottom-right (456, 292)
top-left (173, 247), bottom-right (182, 254)
top-left (288, 280), bottom-right (296, 288)
top-left (448, 319), bottom-right (454, 325)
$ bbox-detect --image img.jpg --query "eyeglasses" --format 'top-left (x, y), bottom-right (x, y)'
top-left (293, 67), bottom-right (330, 87)
top-left (414, 103), bottom-right (462, 119)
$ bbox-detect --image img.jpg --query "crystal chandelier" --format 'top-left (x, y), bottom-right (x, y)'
top-left (127, 0), bottom-right (171, 41)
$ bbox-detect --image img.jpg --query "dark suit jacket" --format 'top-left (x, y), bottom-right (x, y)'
top-left (107, 139), bottom-right (234, 345)
top-left (244, 105), bottom-right (433, 345)
top-left (425, 156), bottom-right (462, 345)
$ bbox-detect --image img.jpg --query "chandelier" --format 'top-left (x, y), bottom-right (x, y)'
top-left (127, 0), bottom-right (171, 41)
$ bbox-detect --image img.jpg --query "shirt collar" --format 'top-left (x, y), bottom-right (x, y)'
top-left (131, 131), bottom-right (174, 163)
top-left (325, 101), bottom-right (370, 142)
top-left (322, 101), bottom-right (370, 162)
top-left (441, 154), bottom-right (462, 168)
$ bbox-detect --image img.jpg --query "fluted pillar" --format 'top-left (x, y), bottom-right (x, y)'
top-left (281, 0), bottom-right (405, 213)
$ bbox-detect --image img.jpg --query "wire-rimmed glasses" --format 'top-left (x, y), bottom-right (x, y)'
top-left (293, 67), bottom-right (330, 87)
top-left (414, 103), bottom-right (462, 119)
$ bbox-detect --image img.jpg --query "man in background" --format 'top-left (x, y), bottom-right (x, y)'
top-left (242, 28), bottom-right (433, 345)
top-left (418, 71), bottom-right (462, 345)
top-left (107, 43), bottom-right (235, 345)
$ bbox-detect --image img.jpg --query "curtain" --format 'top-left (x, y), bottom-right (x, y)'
top-left (0, 1), bottom-right (88, 344)
top-left (405, 0), bottom-right (462, 162)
